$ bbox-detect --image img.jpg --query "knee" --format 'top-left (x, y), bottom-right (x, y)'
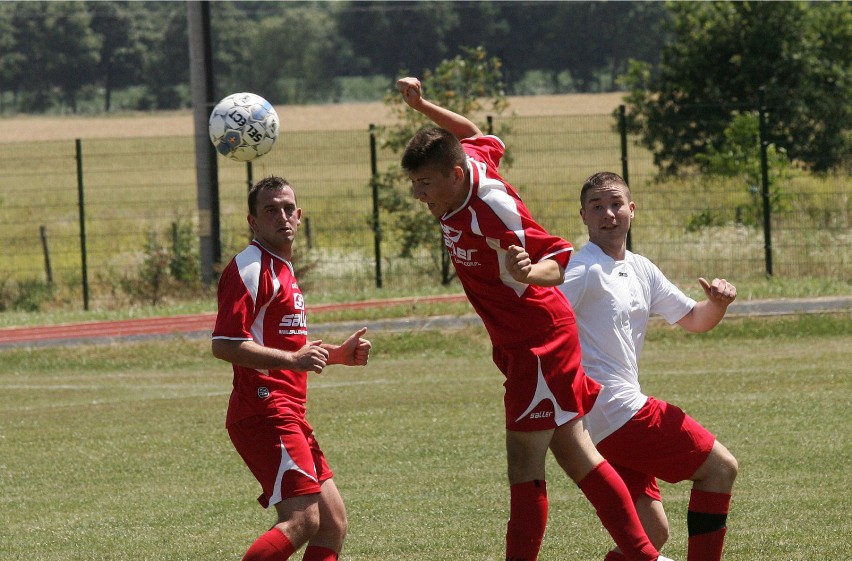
top-left (326, 507), bottom-right (348, 542)
top-left (717, 449), bottom-right (739, 488)
top-left (695, 443), bottom-right (738, 491)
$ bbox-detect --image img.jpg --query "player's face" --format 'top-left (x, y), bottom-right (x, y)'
top-left (408, 164), bottom-right (468, 218)
top-left (248, 186), bottom-right (301, 255)
top-left (580, 183), bottom-right (635, 248)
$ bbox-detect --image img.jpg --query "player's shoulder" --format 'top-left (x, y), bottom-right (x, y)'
top-left (463, 134), bottom-right (505, 149)
top-left (226, 243), bottom-right (266, 284)
top-left (564, 245), bottom-right (596, 281)
top-left (572, 242), bottom-right (605, 265)
top-left (463, 135), bottom-right (505, 166)
top-left (626, 251), bottom-right (662, 275)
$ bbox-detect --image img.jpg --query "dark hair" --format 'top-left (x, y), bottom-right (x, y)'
top-left (580, 172), bottom-right (631, 207)
top-left (401, 126), bottom-right (467, 174)
top-left (248, 176), bottom-right (292, 216)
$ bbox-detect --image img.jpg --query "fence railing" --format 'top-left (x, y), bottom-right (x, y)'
top-left (0, 110), bottom-right (848, 311)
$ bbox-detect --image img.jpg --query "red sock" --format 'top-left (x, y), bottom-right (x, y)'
top-left (577, 462), bottom-right (658, 561)
top-left (242, 528), bottom-right (296, 561)
top-left (506, 479), bottom-right (548, 561)
top-left (687, 489), bottom-right (731, 561)
top-left (604, 550), bottom-right (627, 561)
top-left (302, 545), bottom-right (338, 561)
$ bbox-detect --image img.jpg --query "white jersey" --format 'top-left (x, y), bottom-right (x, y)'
top-left (559, 242), bottom-right (696, 443)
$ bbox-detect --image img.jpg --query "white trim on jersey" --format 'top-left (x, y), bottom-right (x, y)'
top-left (540, 247), bottom-right (573, 263)
top-left (235, 245), bottom-right (262, 306)
top-left (478, 176), bottom-right (525, 246)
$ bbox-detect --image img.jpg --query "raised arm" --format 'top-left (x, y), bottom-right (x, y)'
top-left (676, 277), bottom-right (737, 333)
top-left (396, 76), bottom-right (483, 140)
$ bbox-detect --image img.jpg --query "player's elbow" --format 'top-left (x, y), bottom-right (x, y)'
top-left (211, 339), bottom-right (234, 362)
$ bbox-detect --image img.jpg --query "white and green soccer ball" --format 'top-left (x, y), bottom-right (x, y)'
top-left (208, 92), bottom-right (280, 162)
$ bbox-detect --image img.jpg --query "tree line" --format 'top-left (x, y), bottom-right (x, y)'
top-left (1, 1), bottom-right (848, 172)
top-left (0, 1), bottom-right (666, 112)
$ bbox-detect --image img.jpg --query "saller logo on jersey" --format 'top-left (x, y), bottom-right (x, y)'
top-left (257, 386), bottom-right (270, 399)
top-left (279, 312), bottom-right (307, 328)
top-left (442, 224), bottom-right (480, 266)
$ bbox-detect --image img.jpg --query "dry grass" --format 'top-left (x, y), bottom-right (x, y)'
top-left (2, 92), bottom-right (624, 141)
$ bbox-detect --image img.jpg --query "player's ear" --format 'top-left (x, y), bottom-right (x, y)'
top-left (452, 164), bottom-right (465, 183)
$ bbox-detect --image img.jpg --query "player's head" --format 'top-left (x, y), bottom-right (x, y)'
top-left (401, 126), bottom-right (467, 176)
top-left (580, 172), bottom-right (631, 209)
top-left (401, 127), bottom-right (470, 219)
top-left (248, 175), bottom-right (295, 217)
top-left (247, 176), bottom-right (301, 255)
top-left (579, 172), bottom-right (635, 248)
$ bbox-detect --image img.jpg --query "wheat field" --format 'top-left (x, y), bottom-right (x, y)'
top-left (1, 92), bottom-right (625, 141)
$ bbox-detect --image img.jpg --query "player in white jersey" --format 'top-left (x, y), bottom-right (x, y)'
top-left (558, 172), bottom-right (738, 561)
top-left (398, 77), bottom-right (674, 561)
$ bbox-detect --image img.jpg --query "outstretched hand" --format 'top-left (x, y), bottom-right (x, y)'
top-left (335, 327), bottom-right (372, 367)
top-left (698, 277), bottom-right (737, 306)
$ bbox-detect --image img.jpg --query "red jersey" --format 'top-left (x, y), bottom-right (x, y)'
top-left (444, 135), bottom-right (575, 346)
top-left (213, 241), bottom-right (309, 426)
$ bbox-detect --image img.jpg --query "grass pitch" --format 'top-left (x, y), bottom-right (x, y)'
top-left (1, 313), bottom-right (850, 560)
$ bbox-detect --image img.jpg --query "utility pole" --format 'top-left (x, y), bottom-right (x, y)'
top-left (187, 1), bottom-right (220, 284)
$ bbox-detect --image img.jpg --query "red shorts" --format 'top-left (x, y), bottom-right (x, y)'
top-left (227, 412), bottom-right (332, 509)
top-left (596, 396), bottom-right (715, 502)
top-left (492, 325), bottom-right (601, 432)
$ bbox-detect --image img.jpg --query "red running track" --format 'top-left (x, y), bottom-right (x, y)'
top-left (0, 294), bottom-right (468, 346)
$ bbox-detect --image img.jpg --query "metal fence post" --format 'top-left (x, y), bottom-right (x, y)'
top-left (619, 105), bottom-right (632, 252)
top-left (758, 87), bottom-right (773, 277)
top-left (369, 124), bottom-right (383, 288)
top-left (40, 225), bottom-right (53, 285)
top-left (75, 139), bottom-right (90, 311)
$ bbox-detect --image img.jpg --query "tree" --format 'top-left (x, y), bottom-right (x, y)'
top-left (375, 46), bottom-right (509, 282)
top-left (334, 1), bottom-right (459, 77)
top-left (621, 1), bottom-right (851, 174)
top-left (136, 3), bottom-right (189, 110)
top-left (695, 113), bottom-right (793, 228)
top-left (235, 4), bottom-right (349, 104)
top-left (43, 2), bottom-right (101, 112)
top-left (0, 4), bottom-right (22, 111)
top-left (89, 1), bottom-right (145, 112)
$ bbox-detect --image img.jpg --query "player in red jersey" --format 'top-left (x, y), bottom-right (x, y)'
top-left (397, 76), bottom-right (673, 561)
top-left (212, 176), bottom-right (371, 561)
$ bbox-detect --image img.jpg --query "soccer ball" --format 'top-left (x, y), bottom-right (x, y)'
top-left (208, 92), bottom-right (280, 162)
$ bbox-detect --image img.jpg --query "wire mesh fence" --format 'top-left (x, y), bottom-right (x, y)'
top-left (0, 111), bottom-right (848, 311)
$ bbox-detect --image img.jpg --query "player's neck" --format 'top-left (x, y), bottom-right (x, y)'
top-left (450, 170), bottom-right (472, 211)
top-left (254, 239), bottom-right (293, 262)
top-left (597, 239), bottom-right (627, 261)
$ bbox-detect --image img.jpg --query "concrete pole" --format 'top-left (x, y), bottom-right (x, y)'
top-left (187, 1), bottom-right (221, 285)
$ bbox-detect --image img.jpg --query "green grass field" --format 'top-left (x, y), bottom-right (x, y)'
top-left (1, 313), bottom-right (849, 560)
